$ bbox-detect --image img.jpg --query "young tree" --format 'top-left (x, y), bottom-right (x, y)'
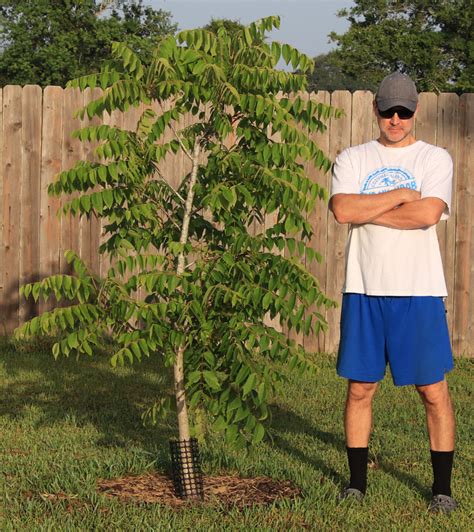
top-left (330, 0), bottom-right (473, 92)
top-left (0, 0), bottom-right (177, 87)
top-left (13, 16), bottom-right (337, 496)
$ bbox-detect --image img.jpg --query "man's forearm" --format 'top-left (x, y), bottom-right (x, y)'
top-left (330, 189), bottom-right (416, 225)
top-left (371, 199), bottom-right (443, 229)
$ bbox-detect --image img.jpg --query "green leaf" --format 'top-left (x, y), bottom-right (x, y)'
top-left (204, 351), bottom-right (216, 366)
top-left (212, 415), bottom-right (227, 433)
top-left (252, 422), bottom-right (265, 444)
top-left (235, 365), bottom-right (249, 386)
top-left (203, 370), bottom-right (221, 391)
top-left (103, 189), bottom-right (114, 208)
top-left (82, 340), bottom-right (92, 356)
top-left (243, 27), bottom-right (252, 46)
top-left (91, 192), bottom-right (103, 214)
top-left (262, 292), bottom-right (272, 310)
top-left (187, 371), bottom-right (201, 385)
top-left (130, 342), bottom-right (142, 361)
top-left (242, 373), bottom-right (257, 397)
top-left (282, 44), bottom-right (291, 64)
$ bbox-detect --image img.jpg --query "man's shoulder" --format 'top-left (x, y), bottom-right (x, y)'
top-left (414, 141), bottom-right (453, 163)
top-left (337, 140), bottom-right (378, 160)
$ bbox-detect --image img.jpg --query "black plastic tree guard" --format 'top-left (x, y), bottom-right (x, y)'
top-left (169, 438), bottom-right (204, 500)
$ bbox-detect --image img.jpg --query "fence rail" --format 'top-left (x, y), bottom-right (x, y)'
top-left (1, 86), bottom-right (472, 356)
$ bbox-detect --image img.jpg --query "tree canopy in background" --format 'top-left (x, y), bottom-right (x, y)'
top-left (2, 2), bottom-right (472, 92)
top-left (305, 51), bottom-right (373, 92)
top-left (329, 0), bottom-right (473, 93)
top-left (203, 18), bottom-right (245, 36)
top-left (0, 0), bottom-right (177, 87)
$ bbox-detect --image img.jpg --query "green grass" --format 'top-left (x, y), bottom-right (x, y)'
top-left (0, 335), bottom-right (472, 530)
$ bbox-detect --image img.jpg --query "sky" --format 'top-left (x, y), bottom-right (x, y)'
top-left (146, 1), bottom-right (354, 59)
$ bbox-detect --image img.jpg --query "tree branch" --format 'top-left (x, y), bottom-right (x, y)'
top-left (170, 122), bottom-right (194, 162)
top-left (151, 162), bottom-right (186, 204)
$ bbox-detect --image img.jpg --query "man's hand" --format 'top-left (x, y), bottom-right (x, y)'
top-left (330, 188), bottom-right (420, 225)
top-left (400, 189), bottom-right (422, 203)
top-left (371, 197), bottom-right (446, 229)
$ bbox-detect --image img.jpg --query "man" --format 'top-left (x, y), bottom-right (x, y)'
top-left (329, 72), bottom-right (457, 513)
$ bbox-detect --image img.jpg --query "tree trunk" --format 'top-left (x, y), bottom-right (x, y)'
top-left (173, 141), bottom-right (200, 497)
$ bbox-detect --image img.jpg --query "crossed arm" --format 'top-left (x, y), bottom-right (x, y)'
top-left (329, 189), bottom-right (446, 229)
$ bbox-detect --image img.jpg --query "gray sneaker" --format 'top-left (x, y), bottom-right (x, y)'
top-left (429, 494), bottom-right (458, 513)
top-left (338, 487), bottom-right (365, 503)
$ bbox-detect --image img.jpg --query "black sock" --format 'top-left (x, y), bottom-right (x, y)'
top-left (347, 446), bottom-right (368, 494)
top-left (430, 450), bottom-right (454, 496)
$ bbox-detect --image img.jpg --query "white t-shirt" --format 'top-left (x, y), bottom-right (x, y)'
top-left (331, 140), bottom-right (453, 296)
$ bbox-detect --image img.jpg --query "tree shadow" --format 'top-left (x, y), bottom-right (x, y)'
top-left (0, 338), bottom-right (433, 498)
top-left (0, 338), bottom-right (176, 469)
top-left (270, 403), bottom-right (431, 499)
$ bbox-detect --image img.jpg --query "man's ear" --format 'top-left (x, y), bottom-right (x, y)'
top-left (413, 103), bottom-right (419, 118)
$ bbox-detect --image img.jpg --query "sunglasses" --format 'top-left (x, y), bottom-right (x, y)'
top-left (377, 106), bottom-right (415, 120)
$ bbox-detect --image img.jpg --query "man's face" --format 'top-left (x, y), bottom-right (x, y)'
top-left (374, 103), bottom-right (417, 147)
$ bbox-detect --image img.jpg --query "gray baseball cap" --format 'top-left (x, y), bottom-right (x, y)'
top-left (375, 72), bottom-right (418, 112)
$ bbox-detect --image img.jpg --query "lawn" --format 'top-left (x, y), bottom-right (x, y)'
top-left (0, 334), bottom-right (472, 530)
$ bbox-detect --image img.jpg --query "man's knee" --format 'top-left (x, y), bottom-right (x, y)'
top-left (347, 380), bottom-right (378, 405)
top-left (416, 379), bottom-right (451, 408)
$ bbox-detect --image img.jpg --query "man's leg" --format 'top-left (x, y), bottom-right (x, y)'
top-left (416, 378), bottom-right (456, 504)
top-left (416, 378), bottom-right (455, 451)
top-left (343, 380), bottom-right (378, 495)
top-left (345, 380), bottom-right (379, 446)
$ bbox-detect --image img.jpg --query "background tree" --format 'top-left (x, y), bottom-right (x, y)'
top-left (13, 16), bottom-right (338, 495)
top-left (0, 0), bottom-right (177, 87)
top-left (203, 17), bottom-right (265, 46)
top-left (305, 51), bottom-right (374, 92)
top-left (330, 0), bottom-right (473, 92)
top-left (203, 18), bottom-right (245, 35)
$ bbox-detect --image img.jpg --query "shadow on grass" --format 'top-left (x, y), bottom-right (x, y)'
top-left (269, 404), bottom-right (345, 486)
top-left (0, 335), bottom-right (176, 468)
top-left (0, 335), bottom-right (436, 499)
top-left (270, 404), bottom-right (431, 500)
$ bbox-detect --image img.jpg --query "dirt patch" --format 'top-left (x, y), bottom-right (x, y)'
top-left (97, 473), bottom-right (301, 509)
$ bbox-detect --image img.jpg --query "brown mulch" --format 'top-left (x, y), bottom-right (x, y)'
top-left (97, 473), bottom-right (301, 509)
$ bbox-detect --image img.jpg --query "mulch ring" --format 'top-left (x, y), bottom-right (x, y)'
top-left (97, 473), bottom-right (302, 509)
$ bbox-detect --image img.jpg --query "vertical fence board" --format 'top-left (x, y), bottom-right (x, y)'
top-left (61, 87), bottom-right (84, 285)
top-left (132, 102), bottom-right (146, 322)
top-left (436, 94), bottom-right (459, 337)
top-left (122, 102), bottom-right (142, 296)
top-left (416, 93), bottom-right (438, 143)
top-left (325, 91), bottom-right (352, 353)
top-left (122, 102), bottom-right (143, 330)
top-left (0, 88), bottom-right (3, 329)
top-left (471, 153), bottom-right (474, 355)
top-left (305, 90), bottom-right (330, 352)
top-left (98, 104), bottom-right (123, 338)
top-left (286, 91), bottom-right (307, 347)
top-left (80, 88), bottom-right (103, 277)
top-left (39, 86), bottom-right (64, 316)
top-left (100, 106), bottom-right (123, 280)
top-left (453, 94), bottom-right (473, 356)
top-left (157, 98), bottom-right (174, 192)
top-left (2, 86), bottom-right (23, 332)
top-left (263, 97), bottom-right (284, 335)
top-left (351, 91), bottom-right (374, 145)
top-left (20, 85), bottom-right (42, 323)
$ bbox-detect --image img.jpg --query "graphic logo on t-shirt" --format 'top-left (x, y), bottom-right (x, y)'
top-left (361, 167), bottom-right (417, 195)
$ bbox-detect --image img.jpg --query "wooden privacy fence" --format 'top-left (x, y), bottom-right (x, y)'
top-left (0, 86), bottom-right (472, 356)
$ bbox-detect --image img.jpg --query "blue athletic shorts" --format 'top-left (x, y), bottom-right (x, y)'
top-left (337, 294), bottom-right (454, 386)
